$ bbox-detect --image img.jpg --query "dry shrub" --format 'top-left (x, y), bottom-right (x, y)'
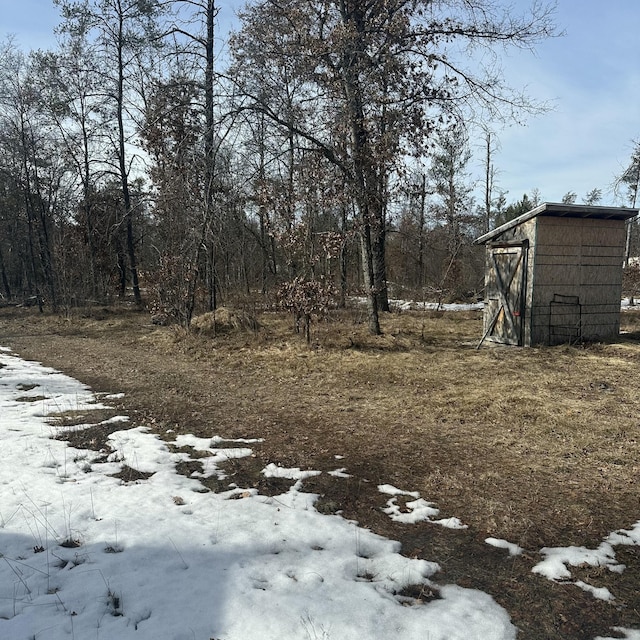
top-left (190, 307), bottom-right (260, 336)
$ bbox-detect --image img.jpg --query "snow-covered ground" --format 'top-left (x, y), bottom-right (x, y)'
top-left (357, 296), bottom-right (484, 312)
top-left (0, 346), bottom-right (639, 640)
top-left (391, 300), bottom-right (484, 312)
top-left (392, 298), bottom-right (638, 313)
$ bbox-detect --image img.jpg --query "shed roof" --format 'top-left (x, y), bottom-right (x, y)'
top-left (474, 202), bottom-right (639, 245)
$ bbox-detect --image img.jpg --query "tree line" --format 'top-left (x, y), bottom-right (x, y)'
top-left (0, 0), bottom-right (635, 334)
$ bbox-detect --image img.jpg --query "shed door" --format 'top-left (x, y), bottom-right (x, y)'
top-left (483, 243), bottom-right (528, 345)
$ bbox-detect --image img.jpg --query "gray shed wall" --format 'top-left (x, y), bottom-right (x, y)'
top-left (529, 217), bottom-right (626, 345)
top-left (483, 215), bottom-right (627, 346)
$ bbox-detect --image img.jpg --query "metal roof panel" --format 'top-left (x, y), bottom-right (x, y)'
top-left (474, 202), bottom-right (639, 244)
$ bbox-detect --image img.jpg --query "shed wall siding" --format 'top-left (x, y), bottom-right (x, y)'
top-left (530, 217), bottom-right (625, 344)
top-left (482, 219), bottom-right (536, 345)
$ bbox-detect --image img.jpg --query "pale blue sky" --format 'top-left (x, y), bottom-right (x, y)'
top-left (1, 0), bottom-right (638, 206)
top-left (495, 0), bottom-right (640, 204)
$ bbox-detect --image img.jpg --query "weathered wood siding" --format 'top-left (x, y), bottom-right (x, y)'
top-left (482, 219), bottom-right (536, 345)
top-left (530, 217), bottom-right (626, 345)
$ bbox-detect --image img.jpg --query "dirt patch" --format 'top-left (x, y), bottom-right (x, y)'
top-left (109, 465), bottom-right (155, 483)
top-left (16, 383), bottom-right (39, 391)
top-left (49, 409), bottom-right (132, 452)
top-left (48, 408), bottom-right (125, 428)
top-left (2, 304), bottom-right (640, 639)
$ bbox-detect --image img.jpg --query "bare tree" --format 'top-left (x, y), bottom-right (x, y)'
top-left (615, 140), bottom-right (640, 265)
top-left (56, 0), bottom-right (167, 306)
top-left (230, 0), bottom-right (557, 334)
top-left (0, 41), bottom-right (63, 309)
top-left (165, 0), bottom-right (222, 311)
top-left (35, 35), bottom-right (112, 302)
top-left (430, 125), bottom-right (477, 298)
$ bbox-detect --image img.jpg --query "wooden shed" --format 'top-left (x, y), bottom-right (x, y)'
top-left (474, 202), bottom-right (638, 346)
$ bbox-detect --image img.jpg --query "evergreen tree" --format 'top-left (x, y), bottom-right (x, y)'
top-left (494, 193), bottom-right (534, 228)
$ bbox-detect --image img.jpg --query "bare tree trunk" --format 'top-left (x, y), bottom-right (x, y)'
top-left (81, 120), bottom-right (99, 300)
top-left (29, 151), bottom-right (57, 310)
top-left (0, 246), bottom-right (11, 300)
top-left (339, 204), bottom-right (348, 308)
top-left (624, 192), bottom-right (638, 268)
top-left (203, 0), bottom-right (218, 313)
top-left (207, 238), bottom-right (217, 311)
top-left (483, 132), bottom-right (492, 234)
top-left (20, 143), bottom-right (47, 308)
top-left (359, 217), bottom-right (380, 334)
top-left (341, 9), bottom-right (381, 334)
top-left (115, 11), bottom-right (142, 306)
top-left (116, 245), bottom-right (127, 299)
top-left (417, 173), bottom-right (426, 290)
top-left (259, 205), bottom-right (268, 295)
top-left (372, 217), bottom-right (388, 312)
top-left (625, 220), bottom-right (633, 268)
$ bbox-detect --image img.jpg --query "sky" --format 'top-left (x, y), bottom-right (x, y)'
top-left (494, 0), bottom-right (640, 205)
top-left (3, 344), bottom-right (640, 640)
top-left (0, 0), bottom-right (639, 207)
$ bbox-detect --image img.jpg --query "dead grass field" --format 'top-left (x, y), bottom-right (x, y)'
top-left (1, 304), bottom-right (640, 639)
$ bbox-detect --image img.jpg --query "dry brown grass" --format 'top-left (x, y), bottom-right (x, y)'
top-left (190, 306), bottom-right (260, 336)
top-left (1, 303), bottom-right (640, 639)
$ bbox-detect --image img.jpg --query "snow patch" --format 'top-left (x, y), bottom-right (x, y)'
top-left (328, 468), bottom-right (351, 478)
top-left (485, 538), bottom-right (524, 557)
top-left (262, 463), bottom-right (322, 481)
top-left (379, 486), bottom-right (467, 529)
top-left (378, 484), bottom-right (420, 498)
